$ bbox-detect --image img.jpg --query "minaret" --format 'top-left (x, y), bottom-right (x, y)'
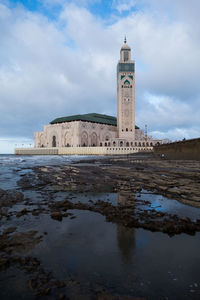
top-left (117, 37), bottom-right (135, 140)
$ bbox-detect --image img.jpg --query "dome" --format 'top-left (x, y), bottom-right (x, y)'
top-left (121, 43), bottom-right (131, 50)
top-left (121, 37), bottom-right (131, 50)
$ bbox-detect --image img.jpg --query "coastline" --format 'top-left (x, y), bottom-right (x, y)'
top-left (1, 153), bottom-right (200, 299)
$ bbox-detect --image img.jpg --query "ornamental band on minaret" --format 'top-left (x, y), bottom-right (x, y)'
top-left (117, 37), bottom-right (135, 141)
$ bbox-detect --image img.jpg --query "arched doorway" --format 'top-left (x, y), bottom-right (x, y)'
top-left (91, 132), bottom-right (97, 146)
top-left (52, 136), bottom-right (56, 147)
top-left (65, 132), bottom-right (71, 147)
top-left (81, 131), bottom-right (88, 147)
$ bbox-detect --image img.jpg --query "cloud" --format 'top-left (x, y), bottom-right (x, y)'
top-left (150, 127), bottom-right (200, 142)
top-left (0, 137), bottom-right (33, 154)
top-left (112, 0), bottom-right (136, 13)
top-left (0, 0), bottom-right (200, 154)
top-left (135, 92), bottom-right (200, 133)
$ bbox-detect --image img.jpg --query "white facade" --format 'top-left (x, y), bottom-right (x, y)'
top-left (34, 121), bottom-right (117, 148)
top-left (34, 39), bottom-right (162, 149)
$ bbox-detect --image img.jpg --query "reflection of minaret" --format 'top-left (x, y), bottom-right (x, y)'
top-left (117, 192), bottom-right (136, 264)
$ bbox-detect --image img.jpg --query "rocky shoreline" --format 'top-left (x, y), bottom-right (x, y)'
top-left (1, 153), bottom-right (200, 299)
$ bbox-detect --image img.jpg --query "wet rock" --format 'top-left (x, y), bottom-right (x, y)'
top-left (0, 189), bottom-right (24, 209)
top-left (0, 257), bottom-right (9, 270)
top-left (36, 287), bottom-right (51, 296)
top-left (3, 226), bottom-right (17, 235)
top-left (51, 211), bottom-right (63, 221)
top-left (181, 216), bottom-right (190, 222)
top-left (0, 230), bottom-right (42, 254)
top-left (16, 208), bottom-right (28, 218)
top-left (55, 280), bottom-right (66, 288)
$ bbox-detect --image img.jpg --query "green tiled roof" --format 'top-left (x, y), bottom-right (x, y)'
top-left (50, 113), bottom-right (139, 129)
top-left (50, 113), bottom-right (117, 126)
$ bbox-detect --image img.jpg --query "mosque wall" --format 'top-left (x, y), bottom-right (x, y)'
top-left (34, 121), bottom-right (117, 148)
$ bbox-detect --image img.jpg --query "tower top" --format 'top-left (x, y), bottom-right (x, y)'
top-left (121, 36), bottom-right (131, 50)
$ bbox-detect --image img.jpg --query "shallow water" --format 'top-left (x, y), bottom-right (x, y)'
top-left (53, 190), bottom-right (200, 221)
top-left (1, 209), bottom-right (200, 299)
top-left (1, 154), bottom-right (200, 299)
top-left (137, 190), bottom-right (200, 221)
top-left (0, 154), bottom-right (99, 190)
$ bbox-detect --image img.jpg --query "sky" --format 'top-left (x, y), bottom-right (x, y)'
top-left (0, 0), bottom-right (200, 153)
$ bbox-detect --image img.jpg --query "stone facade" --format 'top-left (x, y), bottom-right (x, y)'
top-left (34, 39), bottom-right (162, 149)
top-left (34, 121), bottom-right (116, 148)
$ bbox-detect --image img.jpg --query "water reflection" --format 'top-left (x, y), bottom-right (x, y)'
top-left (117, 225), bottom-right (135, 264)
top-left (117, 192), bottom-right (136, 264)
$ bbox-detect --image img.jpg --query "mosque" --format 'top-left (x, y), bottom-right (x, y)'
top-left (34, 38), bottom-right (162, 150)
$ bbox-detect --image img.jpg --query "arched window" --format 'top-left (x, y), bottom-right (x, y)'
top-left (113, 141), bottom-right (116, 146)
top-left (124, 79), bottom-right (130, 85)
top-left (100, 143), bottom-right (102, 147)
top-left (124, 51), bottom-right (129, 61)
top-left (135, 142), bottom-right (137, 146)
top-left (126, 142), bottom-right (129, 147)
top-left (120, 141), bottom-right (123, 147)
top-left (126, 128), bottom-right (128, 132)
top-left (105, 142), bottom-right (107, 146)
top-left (150, 142), bottom-right (153, 146)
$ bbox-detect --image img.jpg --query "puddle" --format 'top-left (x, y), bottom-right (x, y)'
top-left (52, 190), bottom-right (200, 221)
top-left (137, 190), bottom-right (200, 221)
top-left (1, 210), bottom-right (200, 299)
